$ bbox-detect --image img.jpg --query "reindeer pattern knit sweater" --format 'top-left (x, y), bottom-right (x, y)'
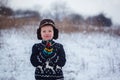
top-left (30, 40), bottom-right (66, 80)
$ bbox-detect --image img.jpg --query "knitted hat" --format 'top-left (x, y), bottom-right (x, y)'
top-left (37, 19), bottom-right (59, 40)
top-left (40, 19), bottom-right (55, 28)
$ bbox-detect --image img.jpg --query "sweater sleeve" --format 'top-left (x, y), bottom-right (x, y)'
top-left (30, 44), bottom-right (44, 67)
top-left (56, 44), bottom-right (66, 67)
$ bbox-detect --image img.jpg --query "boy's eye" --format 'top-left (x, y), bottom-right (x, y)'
top-left (43, 30), bottom-right (46, 33)
top-left (49, 30), bottom-right (52, 32)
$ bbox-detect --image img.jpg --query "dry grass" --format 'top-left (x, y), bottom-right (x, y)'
top-left (0, 16), bottom-right (120, 36)
top-left (0, 16), bottom-right (40, 29)
top-left (56, 19), bottom-right (120, 36)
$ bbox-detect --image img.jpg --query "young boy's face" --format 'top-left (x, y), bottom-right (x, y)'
top-left (41, 25), bottom-right (54, 41)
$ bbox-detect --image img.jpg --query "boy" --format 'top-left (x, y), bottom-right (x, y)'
top-left (30, 19), bottom-right (66, 80)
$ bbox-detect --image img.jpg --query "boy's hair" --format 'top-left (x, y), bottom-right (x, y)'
top-left (37, 19), bottom-right (59, 40)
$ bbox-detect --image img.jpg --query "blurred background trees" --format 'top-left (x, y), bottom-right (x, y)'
top-left (86, 13), bottom-right (112, 27)
top-left (0, 0), bottom-right (13, 16)
top-left (0, 6), bottom-right (13, 16)
top-left (1, 0), bottom-right (119, 36)
top-left (0, 0), bottom-right (113, 27)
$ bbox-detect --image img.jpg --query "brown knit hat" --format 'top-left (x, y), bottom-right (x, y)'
top-left (37, 19), bottom-right (59, 40)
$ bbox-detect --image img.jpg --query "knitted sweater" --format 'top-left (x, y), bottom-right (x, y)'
top-left (30, 40), bottom-right (66, 80)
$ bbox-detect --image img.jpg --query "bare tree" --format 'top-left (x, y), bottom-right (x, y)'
top-left (50, 1), bottom-right (71, 21)
top-left (69, 13), bottom-right (84, 25)
top-left (0, 6), bottom-right (13, 16)
top-left (86, 13), bottom-right (112, 27)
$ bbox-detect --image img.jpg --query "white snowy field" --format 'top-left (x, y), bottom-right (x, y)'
top-left (0, 25), bottom-right (120, 80)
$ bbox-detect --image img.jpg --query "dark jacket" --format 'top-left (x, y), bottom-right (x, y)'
top-left (30, 40), bottom-right (66, 80)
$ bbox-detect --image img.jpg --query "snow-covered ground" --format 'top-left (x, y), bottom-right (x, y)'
top-left (0, 26), bottom-right (120, 80)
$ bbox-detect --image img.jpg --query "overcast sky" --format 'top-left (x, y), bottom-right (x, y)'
top-left (8, 0), bottom-right (120, 25)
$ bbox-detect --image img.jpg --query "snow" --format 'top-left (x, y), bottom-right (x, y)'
top-left (0, 25), bottom-right (120, 80)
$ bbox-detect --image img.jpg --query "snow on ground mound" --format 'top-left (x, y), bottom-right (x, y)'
top-left (0, 28), bottom-right (120, 80)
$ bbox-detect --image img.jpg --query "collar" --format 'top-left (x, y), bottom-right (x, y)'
top-left (41, 40), bottom-right (55, 47)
